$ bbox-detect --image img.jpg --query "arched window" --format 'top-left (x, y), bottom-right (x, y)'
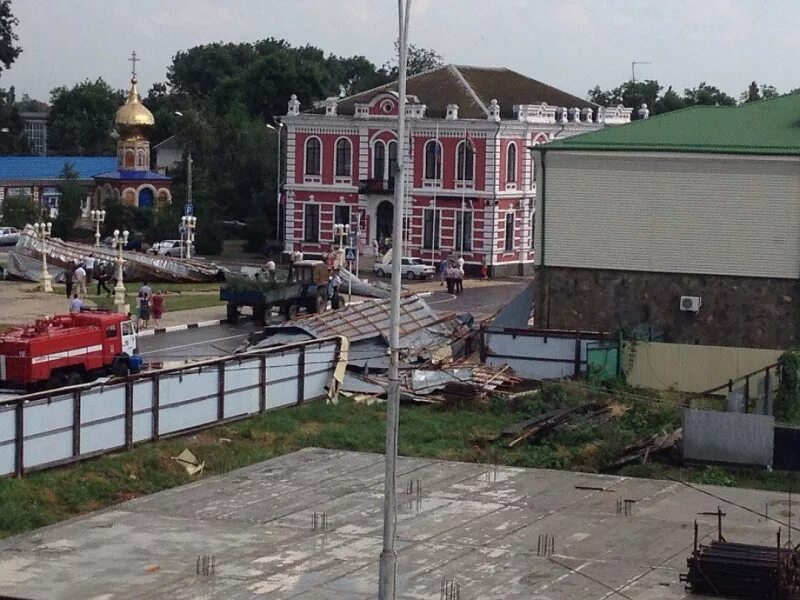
top-left (506, 143), bottom-right (517, 183)
top-left (424, 140), bottom-right (442, 180)
top-left (373, 141), bottom-right (385, 179)
top-left (456, 140), bottom-right (474, 181)
top-left (305, 137), bottom-right (321, 175)
top-left (387, 140), bottom-right (398, 184)
top-left (335, 138), bottom-right (351, 177)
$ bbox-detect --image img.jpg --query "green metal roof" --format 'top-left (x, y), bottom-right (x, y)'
top-left (541, 93), bottom-right (800, 156)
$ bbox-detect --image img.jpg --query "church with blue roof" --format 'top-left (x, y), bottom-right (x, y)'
top-left (0, 58), bottom-right (172, 218)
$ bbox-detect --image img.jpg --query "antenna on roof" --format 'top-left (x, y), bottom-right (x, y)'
top-left (631, 60), bottom-right (651, 113)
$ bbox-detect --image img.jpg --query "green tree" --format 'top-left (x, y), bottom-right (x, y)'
top-left (761, 84), bottom-right (779, 100)
top-left (743, 80), bottom-right (761, 103)
top-left (1, 194), bottom-right (37, 228)
top-left (0, 0), bottom-right (21, 76)
top-left (653, 86), bottom-right (686, 113)
top-left (0, 94), bottom-right (28, 153)
top-left (52, 163), bottom-right (84, 239)
top-left (383, 42), bottom-right (443, 78)
top-left (47, 78), bottom-right (123, 155)
top-left (683, 82), bottom-right (736, 107)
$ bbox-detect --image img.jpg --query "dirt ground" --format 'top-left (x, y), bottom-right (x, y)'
top-left (0, 281), bottom-right (92, 325)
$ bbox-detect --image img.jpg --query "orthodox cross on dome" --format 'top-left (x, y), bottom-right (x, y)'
top-left (128, 50), bottom-right (139, 80)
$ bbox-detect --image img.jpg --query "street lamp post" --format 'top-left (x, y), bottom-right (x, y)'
top-left (90, 209), bottom-right (106, 247)
top-left (333, 223), bottom-right (350, 267)
top-left (112, 229), bottom-right (129, 314)
top-left (266, 122), bottom-right (284, 243)
top-left (182, 216), bottom-right (197, 259)
top-left (33, 222), bottom-right (53, 293)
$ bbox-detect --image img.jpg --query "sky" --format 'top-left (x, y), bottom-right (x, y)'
top-left (5, 0), bottom-right (799, 103)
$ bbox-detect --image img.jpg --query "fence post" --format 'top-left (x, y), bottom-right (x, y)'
top-left (14, 399), bottom-right (23, 477)
top-left (72, 390), bottom-right (81, 457)
top-left (574, 333), bottom-right (581, 377)
top-left (152, 374), bottom-right (160, 441)
top-left (259, 355), bottom-right (267, 413)
top-left (217, 363), bottom-right (225, 421)
top-left (765, 367), bottom-right (772, 416)
top-left (744, 376), bottom-right (750, 414)
top-left (125, 380), bottom-right (133, 450)
top-left (297, 346), bottom-right (306, 405)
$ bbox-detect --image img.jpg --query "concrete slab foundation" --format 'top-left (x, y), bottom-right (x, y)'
top-left (0, 448), bottom-right (792, 599)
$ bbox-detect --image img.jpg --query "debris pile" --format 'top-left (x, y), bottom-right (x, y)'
top-left (502, 400), bottom-right (618, 447)
top-left (6, 227), bottom-right (224, 283)
top-left (682, 510), bottom-right (800, 598)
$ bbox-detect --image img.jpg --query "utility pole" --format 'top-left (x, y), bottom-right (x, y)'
top-left (378, 1), bottom-right (411, 598)
top-left (631, 60), bottom-right (651, 112)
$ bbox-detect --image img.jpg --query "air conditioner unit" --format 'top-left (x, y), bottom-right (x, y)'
top-left (680, 296), bottom-right (701, 313)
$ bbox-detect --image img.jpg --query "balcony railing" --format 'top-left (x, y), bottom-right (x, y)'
top-left (359, 178), bottom-right (395, 194)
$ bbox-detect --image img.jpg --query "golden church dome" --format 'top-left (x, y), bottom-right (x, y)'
top-left (115, 77), bottom-right (154, 130)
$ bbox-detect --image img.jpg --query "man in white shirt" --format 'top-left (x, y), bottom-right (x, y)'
top-left (74, 265), bottom-right (87, 297)
top-left (84, 254), bottom-right (96, 284)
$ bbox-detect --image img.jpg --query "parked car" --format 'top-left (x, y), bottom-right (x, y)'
top-left (149, 240), bottom-right (184, 257)
top-left (0, 227), bottom-right (19, 246)
top-left (373, 257), bottom-right (436, 280)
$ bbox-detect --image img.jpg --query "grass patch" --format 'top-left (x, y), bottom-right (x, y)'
top-left (92, 293), bottom-right (224, 312)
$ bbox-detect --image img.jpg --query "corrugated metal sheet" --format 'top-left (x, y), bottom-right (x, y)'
top-left (490, 282), bottom-right (535, 329)
top-left (683, 408), bottom-right (774, 467)
top-left (623, 340), bottom-right (782, 393)
top-left (536, 152), bottom-right (800, 279)
top-left (0, 156), bottom-right (116, 180)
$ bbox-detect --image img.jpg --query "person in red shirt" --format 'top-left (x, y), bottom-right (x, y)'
top-left (151, 290), bottom-right (165, 327)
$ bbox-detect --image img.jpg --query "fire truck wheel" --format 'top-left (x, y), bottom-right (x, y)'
top-left (226, 303), bottom-right (239, 324)
top-left (46, 372), bottom-right (67, 390)
top-left (65, 371), bottom-right (83, 387)
top-left (111, 355), bottom-right (130, 378)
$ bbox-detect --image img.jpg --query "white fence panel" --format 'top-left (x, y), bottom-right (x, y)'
top-left (485, 331), bottom-right (602, 380)
top-left (159, 369), bottom-right (219, 434)
top-left (224, 357), bottom-right (260, 419)
top-left (266, 350), bottom-right (300, 409)
top-left (24, 395), bottom-right (74, 468)
top-left (0, 405), bottom-right (16, 476)
top-left (81, 385), bottom-right (126, 454)
top-left (0, 337), bottom-right (341, 476)
top-left (132, 379), bottom-right (154, 442)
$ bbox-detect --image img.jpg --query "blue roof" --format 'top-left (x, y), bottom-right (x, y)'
top-left (0, 156), bottom-right (117, 180)
top-left (94, 170), bottom-right (171, 181)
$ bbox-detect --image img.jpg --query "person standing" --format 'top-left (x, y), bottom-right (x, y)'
top-left (455, 265), bottom-right (464, 294)
top-left (138, 294), bottom-right (151, 329)
top-left (84, 254), bottom-right (95, 285)
top-left (96, 262), bottom-right (112, 296)
top-left (151, 290), bottom-right (165, 327)
top-left (74, 264), bottom-right (87, 297)
top-left (64, 268), bottom-right (74, 299)
top-left (139, 281), bottom-right (152, 302)
top-left (438, 257), bottom-right (448, 287)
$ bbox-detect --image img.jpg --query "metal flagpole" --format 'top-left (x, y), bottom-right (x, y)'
top-left (431, 123), bottom-right (439, 267)
top-left (460, 123), bottom-right (467, 257)
top-left (379, 1), bottom-right (410, 598)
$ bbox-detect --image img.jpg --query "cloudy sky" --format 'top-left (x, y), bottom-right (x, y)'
top-left (6, 0), bottom-right (798, 102)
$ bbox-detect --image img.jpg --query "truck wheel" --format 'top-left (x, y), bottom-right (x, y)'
top-left (311, 293), bottom-right (326, 313)
top-left (65, 371), bottom-right (83, 387)
top-left (226, 303), bottom-right (240, 324)
top-left (45, 372), bottom-right (67, 390)
top-left (282, 303), bottom-right (299, 319)
top-left (253, 303), bottom-right (267, 325)
top-left (408, 271), bottom-right (416, 280)
top-left (111, 356), bottom-right (129, 378)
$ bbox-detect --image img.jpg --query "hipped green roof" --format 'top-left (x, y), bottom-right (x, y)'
top-left (542, 93), bottom-right (800, 156)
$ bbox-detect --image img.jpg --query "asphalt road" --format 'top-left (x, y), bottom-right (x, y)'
top-left (137, 280), bottom-right (526, 363)
top-left (138, 320), bottom-right (260, 361)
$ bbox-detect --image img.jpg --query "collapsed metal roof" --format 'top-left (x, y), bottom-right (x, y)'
top-left (488, 281), bottom-right (536, 330)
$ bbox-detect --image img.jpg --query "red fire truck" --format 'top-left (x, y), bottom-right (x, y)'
top-left (0, 311), bottom-right (138, 391)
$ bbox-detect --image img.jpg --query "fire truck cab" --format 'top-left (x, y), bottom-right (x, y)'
top-left (0, 311), bottom-right (138, 390)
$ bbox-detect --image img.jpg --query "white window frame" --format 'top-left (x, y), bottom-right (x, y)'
top-left (372, 139), bottom-right (386, 180)
top-left (455, 208), bottom-right (473, 252)
top-left (423, 139), bottom-right (443, 188)
top-left (455, 140), bottom-right (475, 190)
top-left (506, 142), bottom-right (517, 190)
top-left (303, 201), bottom-right (321, 243)
top-left (334, 136), bottom-right (352, 183)
top-left (504, 210), bottom-right (515, 251)
top-left (422, 207), bottom-right (441, 250)
top-left (304, 136), bottom-right (323, 184)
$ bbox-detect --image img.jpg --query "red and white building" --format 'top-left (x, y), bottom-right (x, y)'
top-left (281, 65), bottom-right (631, 276)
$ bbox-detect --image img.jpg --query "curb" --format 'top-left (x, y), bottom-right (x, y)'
top-left (137, 319), bottom-right (224, 337)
